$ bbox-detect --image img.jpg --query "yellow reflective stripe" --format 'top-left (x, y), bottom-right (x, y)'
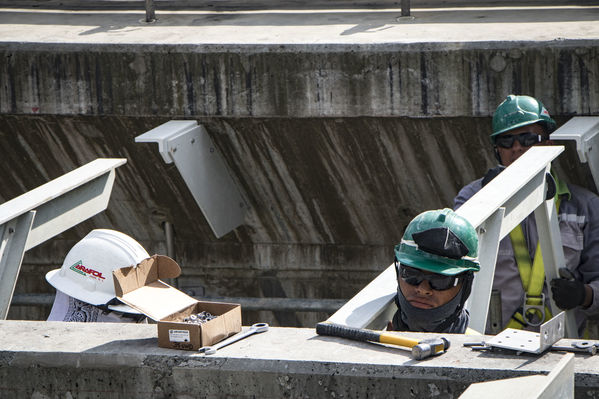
top-left (506, 196), bottom-right (561, 329)
top-left (510, 226), bottom-right (533, 290)
top-left (506, 314), bottom-right (525, 329)
top-left (507, 306), bottom-right (553, 329)
top-left (509, 197), bottom-right (562, 296)
top-left (529, 240), bottom-right (545, 295)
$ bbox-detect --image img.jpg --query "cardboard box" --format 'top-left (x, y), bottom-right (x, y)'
top-left (113, 255), bottom-right (241, 351)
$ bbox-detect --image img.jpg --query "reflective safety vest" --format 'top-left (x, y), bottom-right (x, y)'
top-left (506, 197), bottom-right (561, 329)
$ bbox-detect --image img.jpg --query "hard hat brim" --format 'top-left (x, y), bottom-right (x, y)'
top-left (491, 119), bottom-right (557, 140)
top-left (46, 268), bottom-right (114, 306)
top-left (396, 243), bottom-right (480, 276)
top-left (107, 302), bottom-right (143, 315)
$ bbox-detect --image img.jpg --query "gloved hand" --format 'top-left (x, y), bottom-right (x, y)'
top-left (481, 165), bottom-right (506, 187)
top-left (550, 277), bottom-right (586, 310)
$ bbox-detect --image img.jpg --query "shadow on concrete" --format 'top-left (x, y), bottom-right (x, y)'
top-left (1, 0), bottom-right (599, 11)
top-left (0, 6), bottom-right (598, 29)
top-left (83, 337), bottom-right (161, 353)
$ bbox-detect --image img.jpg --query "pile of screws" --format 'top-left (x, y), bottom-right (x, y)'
top-left (183, 311), bottom-right (217, 325)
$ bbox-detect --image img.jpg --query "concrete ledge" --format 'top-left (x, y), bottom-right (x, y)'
top-left (1, 320), bottom-right (599, 398)
top-left (1, 5), bottom-right (598, 117)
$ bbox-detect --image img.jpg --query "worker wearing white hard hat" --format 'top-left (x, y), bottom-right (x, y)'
top-left (46, 229), bottom-right (149, 323)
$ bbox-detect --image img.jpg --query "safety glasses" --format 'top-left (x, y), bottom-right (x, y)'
top-left (495, 132), bottom-right (547, 149)
top-left (399, 265), bottom-right (461, 291)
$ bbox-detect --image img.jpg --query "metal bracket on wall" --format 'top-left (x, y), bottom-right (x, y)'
top-left (135, 120), bottom-right (248, 239)
top-left (551, 117), bottom-right (599, 193)
top-left (0, 158), bottom-right (127, 319)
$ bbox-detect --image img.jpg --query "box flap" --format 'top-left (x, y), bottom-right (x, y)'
top-left (113, 255), bottom-right (197, 321)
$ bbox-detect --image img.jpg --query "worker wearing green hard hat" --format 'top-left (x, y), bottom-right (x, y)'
top-left (454, 94), bottom-right (599, 337)
top-left (388, 208), bottom-right (480, 333)
top-left (491, 94), bottom-right (556, 139)
top-left (490, 95), bottom-right (556, 167)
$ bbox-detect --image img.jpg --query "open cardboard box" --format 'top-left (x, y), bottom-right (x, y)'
top-left (113, 255), bottom-right (241, 351)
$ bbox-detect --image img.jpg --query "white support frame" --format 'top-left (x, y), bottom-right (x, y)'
top-left (329, 146), bottom-right (579, 337)
top-left (550, 116), bottom-right (599, 193)
top-left (0, 158), bottom-right (126, 319)
top-left (458, 353), bottom-right (574, 399)
top-left (136, 121), bottom-right (248, 239)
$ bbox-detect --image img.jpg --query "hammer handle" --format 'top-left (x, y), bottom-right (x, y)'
top-left (316, 322), bottom-right (419, 348)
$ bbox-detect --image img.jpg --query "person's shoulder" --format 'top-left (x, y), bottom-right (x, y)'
top-left (454, 178), bottom-right (484, 209)
top-left (565, 183), bottom-right (599, 207)
top-left (562, 183), bottom-right (599, 217)
top-left (567, 183), bottom-right (598, 199)
top-left (461, 178), bottom-right (484, 191)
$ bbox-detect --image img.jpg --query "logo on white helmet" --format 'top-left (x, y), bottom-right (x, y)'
top-left (69, 260), bottom-right (106, 280)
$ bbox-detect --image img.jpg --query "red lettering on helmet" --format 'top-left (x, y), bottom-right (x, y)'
top-left (74, 264), bottom-right (105, 279)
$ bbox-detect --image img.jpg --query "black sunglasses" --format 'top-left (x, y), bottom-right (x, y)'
top-left (495, 132), bottom-right (547, 149)
top-left (399, 265), bottom-right (461, 291)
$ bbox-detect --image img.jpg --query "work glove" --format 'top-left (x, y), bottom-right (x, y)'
top-left (481, 165), bottom-right (506, 187)
top-left (550, 268), bottom-right (586, 310)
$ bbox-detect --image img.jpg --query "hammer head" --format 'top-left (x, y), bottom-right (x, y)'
top-left (411, 337), bottom-right (450, 360)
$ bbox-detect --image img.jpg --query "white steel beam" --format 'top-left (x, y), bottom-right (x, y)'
top-left (458, 353), bottom-right (574, 399)
top-left (326, 264), bottom-right (396, 328)
top-left (551, 116), bottom-right (599, 194)
top-left (0, 158), bottom-right (126, 319)
top-left (535, 199), bottom-right (579, 337)
top-left (0, 212), bottom-right (34, 319)
top-left (464, 208), bottom-right (504, 334)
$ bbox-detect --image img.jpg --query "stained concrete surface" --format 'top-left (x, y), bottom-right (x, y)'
top-left (1, 320), bottom-right (599, 398)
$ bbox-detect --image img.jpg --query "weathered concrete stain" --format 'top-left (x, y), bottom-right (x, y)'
top-left (2, 113), bottom-right (593, 327)
top-left (2, 44), bottom-right (598, 117)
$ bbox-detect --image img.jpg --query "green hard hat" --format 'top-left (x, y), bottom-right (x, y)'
top-left (491, 95), bottom-right (557, 141)
top-left (395, 209), bottom-right (480, 276)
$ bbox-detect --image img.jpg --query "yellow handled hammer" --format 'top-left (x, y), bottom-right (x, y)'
top-left (316, 322), bottom-right (450, 360)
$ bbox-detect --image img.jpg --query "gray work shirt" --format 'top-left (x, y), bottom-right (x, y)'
top-left (454, 177), bottom-right (599, 334)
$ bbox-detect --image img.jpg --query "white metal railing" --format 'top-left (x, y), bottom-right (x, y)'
top-left (551, 117), bottom-right (599, 193)
top-left (458, 353), bottom-right (574, 399)
top-left (0, 158), bottom-right (126, 319)
top-left (328, 145), bottom-right (579, 337)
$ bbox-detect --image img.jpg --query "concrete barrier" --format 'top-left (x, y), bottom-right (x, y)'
top-left (1, 320), bottom-right (599, 398)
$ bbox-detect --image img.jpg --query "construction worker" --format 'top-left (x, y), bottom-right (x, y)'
top-left (387, 208), bottom-right (480, 333)
top-left (45, 229), bottom-right (150, 323)
top-left (454, 94), bottom-right (599, 335)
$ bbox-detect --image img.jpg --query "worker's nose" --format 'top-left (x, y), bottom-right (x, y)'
top-left (511, 139), bottom-right (526, 153)
top-left (415, 279), bottom-right (433, 295)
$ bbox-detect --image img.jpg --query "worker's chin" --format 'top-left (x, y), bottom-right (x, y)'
top-left (408, 300), bottom-right (435, 309)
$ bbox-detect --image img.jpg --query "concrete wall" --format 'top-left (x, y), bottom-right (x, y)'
top-left (2, 43), bottom-right (599, 118)
top-left (2, 320), bottom-right (599, 399)
top-left (1, 6), bottom-right (599, 326)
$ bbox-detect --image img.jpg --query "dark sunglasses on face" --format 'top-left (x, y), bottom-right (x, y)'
top-left (399, 265), bottom-right (461, 291)
top-left (495, 132), bottom-right (547, 149)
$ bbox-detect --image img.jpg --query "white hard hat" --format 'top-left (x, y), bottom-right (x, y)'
top-left (46, 229), bottom-right (150, 312)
